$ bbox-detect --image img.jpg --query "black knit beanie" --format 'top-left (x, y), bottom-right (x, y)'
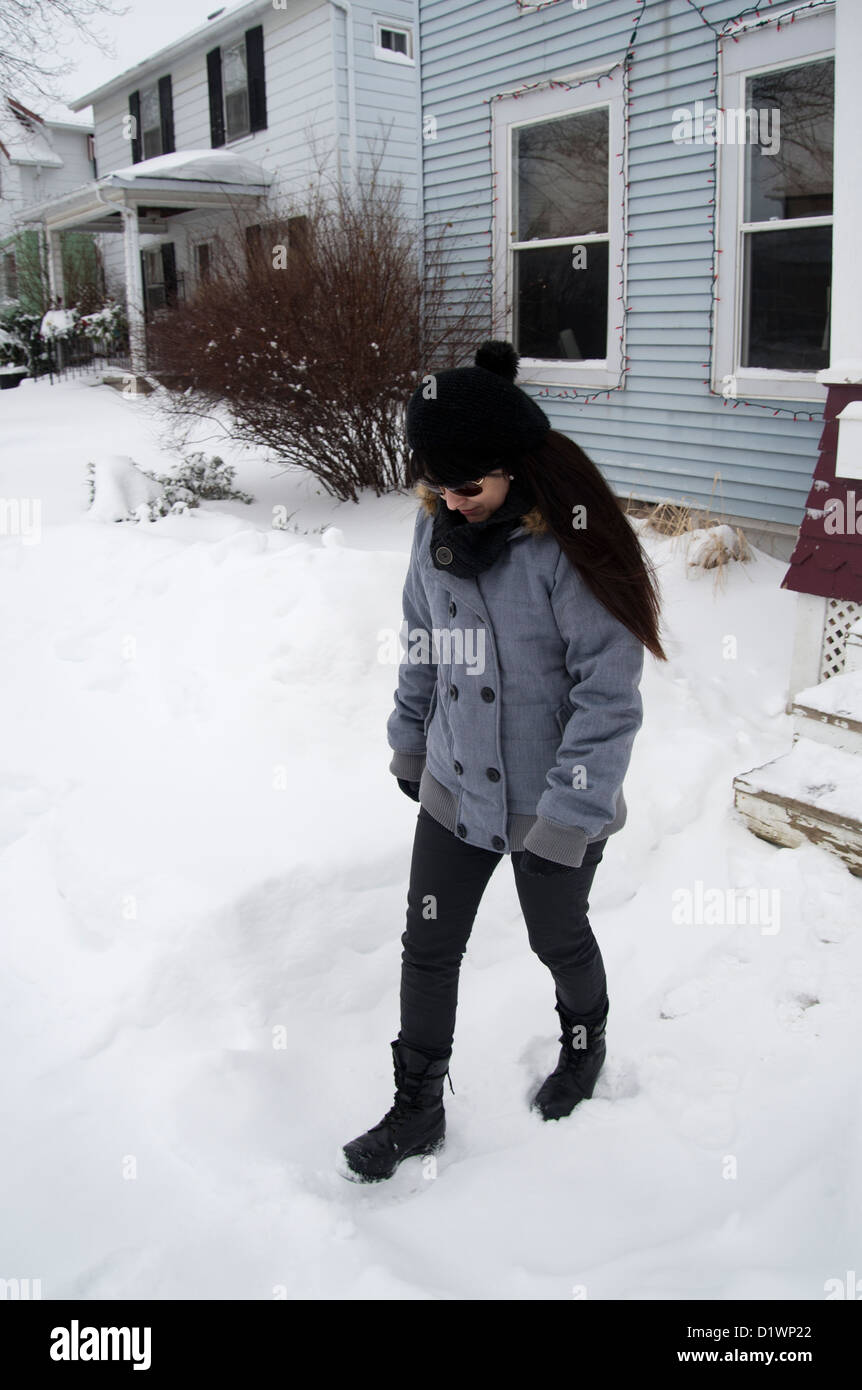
top-left (405, 341), bottom-right (551, 484)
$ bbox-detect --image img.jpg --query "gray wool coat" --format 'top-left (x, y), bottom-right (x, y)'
top-left (386, 488), bottom-right (645, 867)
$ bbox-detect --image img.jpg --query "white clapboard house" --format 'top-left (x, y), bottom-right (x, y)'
top-left (16, 0), bottom-right (420, 373)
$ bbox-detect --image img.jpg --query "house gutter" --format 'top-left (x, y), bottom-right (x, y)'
top-left (69, 0), bottom-right (272, 110)
top-left (330, 0), bottom-right (357, 185)
top-left (412, 0), bottom-right (425, 351)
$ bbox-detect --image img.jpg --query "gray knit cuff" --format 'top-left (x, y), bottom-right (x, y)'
top-left (389, 749), bottom-right (426, 782)
top-left (522, 816), bottom-right (590, 868)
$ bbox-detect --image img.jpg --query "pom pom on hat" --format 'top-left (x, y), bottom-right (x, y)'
top-left (475, 340), bottom-right (520, 382)
top-left (405, 338), bottom-right (550, 482)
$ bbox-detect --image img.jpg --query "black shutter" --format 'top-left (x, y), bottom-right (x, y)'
top-left (206, 47), bottom-right (225, 148)
top-left (161, 243), bottom-right (178, 306)
top-left (158, 75), bottom-right (175, 155)
top-left (128, 90), bottom-right (141, 164)
top-left (246, 25), bottom-right (267, 133)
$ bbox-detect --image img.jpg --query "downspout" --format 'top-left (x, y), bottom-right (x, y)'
top-left (330, 0), bottom-right (357, 186)
top-left (412, 0), bottom-right (425, 358)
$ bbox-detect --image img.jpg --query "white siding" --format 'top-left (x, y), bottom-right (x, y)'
top-left (88, 0), bottom-right (421, 290)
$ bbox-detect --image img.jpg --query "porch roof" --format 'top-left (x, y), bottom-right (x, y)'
top-left (14, 149), bottom-right (272, 233)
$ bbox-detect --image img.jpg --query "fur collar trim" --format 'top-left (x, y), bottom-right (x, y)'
top-left (414, 483), bottom-right (548, 536)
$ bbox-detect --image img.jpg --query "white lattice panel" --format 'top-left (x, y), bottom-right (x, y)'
top-left (820, 599), bottom-right (862, 680)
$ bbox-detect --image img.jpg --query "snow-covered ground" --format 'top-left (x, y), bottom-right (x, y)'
top-left (2, 371), bottom-right (860, 1300)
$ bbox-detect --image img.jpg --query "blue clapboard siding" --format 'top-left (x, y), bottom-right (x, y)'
top-left (348, 0), bottom-right (421, 210)
top-left (417, 0), bottom-right (829, 529)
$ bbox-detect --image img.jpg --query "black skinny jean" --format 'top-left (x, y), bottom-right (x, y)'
top-left (399, 804), bottom-right (609, 1058)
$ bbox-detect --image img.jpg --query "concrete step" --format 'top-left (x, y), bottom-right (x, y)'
top-left (791, 670), bottom-right (862, 754)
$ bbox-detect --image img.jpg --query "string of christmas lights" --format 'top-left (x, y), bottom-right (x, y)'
top-left (475, 0), bottom-right (834, 421)
top-left (485, 0), bottom-right (647, 405)
top-left (683, 0), bottom-right (834, 422)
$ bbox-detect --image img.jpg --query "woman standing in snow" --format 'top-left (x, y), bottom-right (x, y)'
top-left (340, 341), bottom-right (667, 1182)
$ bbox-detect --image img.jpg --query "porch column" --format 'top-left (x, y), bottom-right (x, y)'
top-left (830, 0), bottom-right (862, 367)
top-left (45, 228), bottom-right (66, 306)
top-left (120, 204), bottom-right (147, 375)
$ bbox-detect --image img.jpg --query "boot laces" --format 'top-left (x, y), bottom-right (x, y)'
top-left (371, 1064), bottom-right (454, 1134)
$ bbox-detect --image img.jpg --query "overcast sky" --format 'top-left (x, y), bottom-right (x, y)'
top-left (41, 0), bottom-right (232, 121)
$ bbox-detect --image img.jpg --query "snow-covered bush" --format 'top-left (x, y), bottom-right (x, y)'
top-left (137, 453), bottom-right (254, 520)
top-left (39, 307), bottom-right (80, 341)
top-left (78, 300), bottom-right (128, 349)
top-left (87, 452), bottom-right (253, 522)
top-left (146, 168), bottom-right (484, 502)
top-left (0, 305), bottom-right (48, 373)
top-left (686, 524), bottom-right (752, 570)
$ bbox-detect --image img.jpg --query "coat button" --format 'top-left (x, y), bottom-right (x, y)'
top-left (481, 687), bottom-right (495, 702)
top-left (456, 822), bottom-right (467, 838)
top-left (449, 683), bottom-right (458, 699)
top-left (454, 760), bottom-right (463, 775)
top-left (436, 546), bottom-right (453, 565)
top-left (486, 767), bottom-right (500, 782)
top-left (491, 836), bottom-right (505, 850)
top-left (449, 600), bottom-right (457, 617)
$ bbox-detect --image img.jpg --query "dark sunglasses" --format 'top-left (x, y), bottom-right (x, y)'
top-left (419, 468), bottom-right (514, 499)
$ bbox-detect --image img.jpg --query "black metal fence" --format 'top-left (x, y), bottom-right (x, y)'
top-left (32, 337), bottom-right (132, 384)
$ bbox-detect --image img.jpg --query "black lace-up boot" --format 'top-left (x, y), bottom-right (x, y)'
top-left (531, 999), bottom-right (609, 1121)
top-left (340, 1039), bottom-right (452, 1182)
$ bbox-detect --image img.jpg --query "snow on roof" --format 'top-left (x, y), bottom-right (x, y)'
top-left (0, 103), bottom-right (63, 167)
top-left (108, 149), bottom-right (271, 186)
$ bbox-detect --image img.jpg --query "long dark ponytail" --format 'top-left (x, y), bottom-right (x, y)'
top-left (517, 430), bottom-right (667, 662)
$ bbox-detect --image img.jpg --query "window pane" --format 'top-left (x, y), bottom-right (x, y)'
top-left (514, 242), bottom-right (609, 360)
top-left (142, 251), bottom-right (166, 313)
top-left (223, 42), bottom-right (247, 95)
top-left (382, 29), bottom-right (408, 55)
top-left (140, 85), bottom-right (159, 132)
top-left (142, 128), bottom-right (162, 159)
top-left (514, 108), bottom-right (608, 241)
top-left (745, 59), bottom-right (833, 222)
top-left (225, 88), bottom-right (250, 139)
top-left (741, 226), bottom-right (831, 371)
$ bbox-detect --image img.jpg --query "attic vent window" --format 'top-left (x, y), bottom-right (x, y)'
top-left (374, 23), bottom-right (414, 63)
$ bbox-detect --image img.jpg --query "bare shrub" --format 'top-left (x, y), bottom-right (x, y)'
top-left (147, 167), bottom-right (484, 502)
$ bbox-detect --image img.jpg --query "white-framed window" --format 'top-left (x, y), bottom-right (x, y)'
top-left (713, 8), bottom-right (834, 402)
top-left (492, 66), bottom-right (625, 389)
top-left (223, 37), bottom-right (251, 141)
top-left (140, 83), bottom-right (162, 159)
top-left (374, 20), bottom-right (414, 64)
